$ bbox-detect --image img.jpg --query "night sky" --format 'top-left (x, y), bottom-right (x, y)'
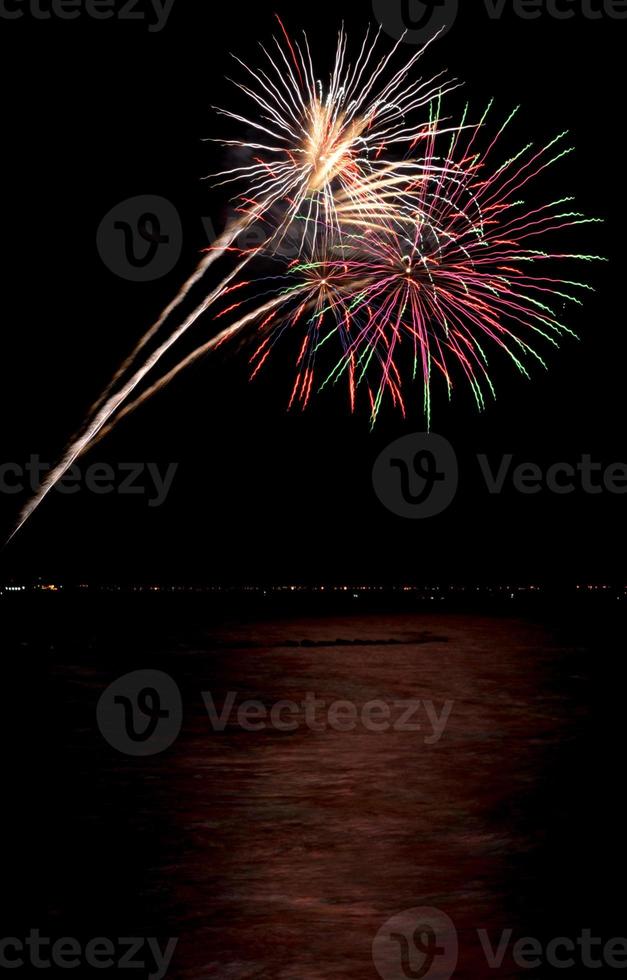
top-left (0, 0), bottom-right (622, 585)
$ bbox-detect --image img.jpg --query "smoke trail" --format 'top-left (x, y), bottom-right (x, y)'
top-left (88, 291), bottom-right (303, 449)
top-left (84, 214), bottom-right (254, 420)
top-left (8, 253), bottom-right (258, 541)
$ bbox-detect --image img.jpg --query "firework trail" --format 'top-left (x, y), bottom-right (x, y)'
top-left (83, 215), bottom-right (252, 421)
top-left (10, 21), bottom-right (602, 538)
top-left (11, 20), bottom-right (463, 537)
top-left (85, 17), bottom-right (458, 422)
top-left (89, 290), bottom-right (309, 449)
top-left (9, 250), bottom-right (261, 541)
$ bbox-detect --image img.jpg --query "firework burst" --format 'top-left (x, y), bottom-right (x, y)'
top-left (10, 23), bottom-right (603, 537)
top-left (197, 99), bottom-right (603, 427)
top-left (314, 102), bottom-right (604, 426)
top-left (211, 16), bottom-right (461, 253)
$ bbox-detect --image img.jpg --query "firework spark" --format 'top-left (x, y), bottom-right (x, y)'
top-left (314, 104), bottom-right (604, 426)
top-left (161, 100), bottom-right (603, 428)
top-left (10, 23), bottom-right (602, 538)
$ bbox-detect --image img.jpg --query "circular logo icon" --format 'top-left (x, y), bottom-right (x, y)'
top-left (373, 433), bottom-right (458, 519)
top-left (372, 0), bottom-right (459, 44)
top-left (373, 906), bottom-right (458, 980)
top-left (97, 195), bottom-right (183, 282)
top-left (97, 669), bottom-right (183, 756)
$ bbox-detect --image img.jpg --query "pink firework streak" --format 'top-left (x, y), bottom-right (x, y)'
top-left (9, 26), bottom-right (603, 538)
top-left (134, 100), bottom-right (602, 429)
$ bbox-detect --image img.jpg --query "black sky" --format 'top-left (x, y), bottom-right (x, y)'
top-left (0, 0), bottom-right (622, 584)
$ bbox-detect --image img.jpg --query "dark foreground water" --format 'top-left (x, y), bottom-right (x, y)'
top-left (3, 597), bottom-right (627, 978)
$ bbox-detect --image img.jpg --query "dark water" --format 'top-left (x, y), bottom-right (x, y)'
top-left (4, 598), bottom-right (626, 978)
